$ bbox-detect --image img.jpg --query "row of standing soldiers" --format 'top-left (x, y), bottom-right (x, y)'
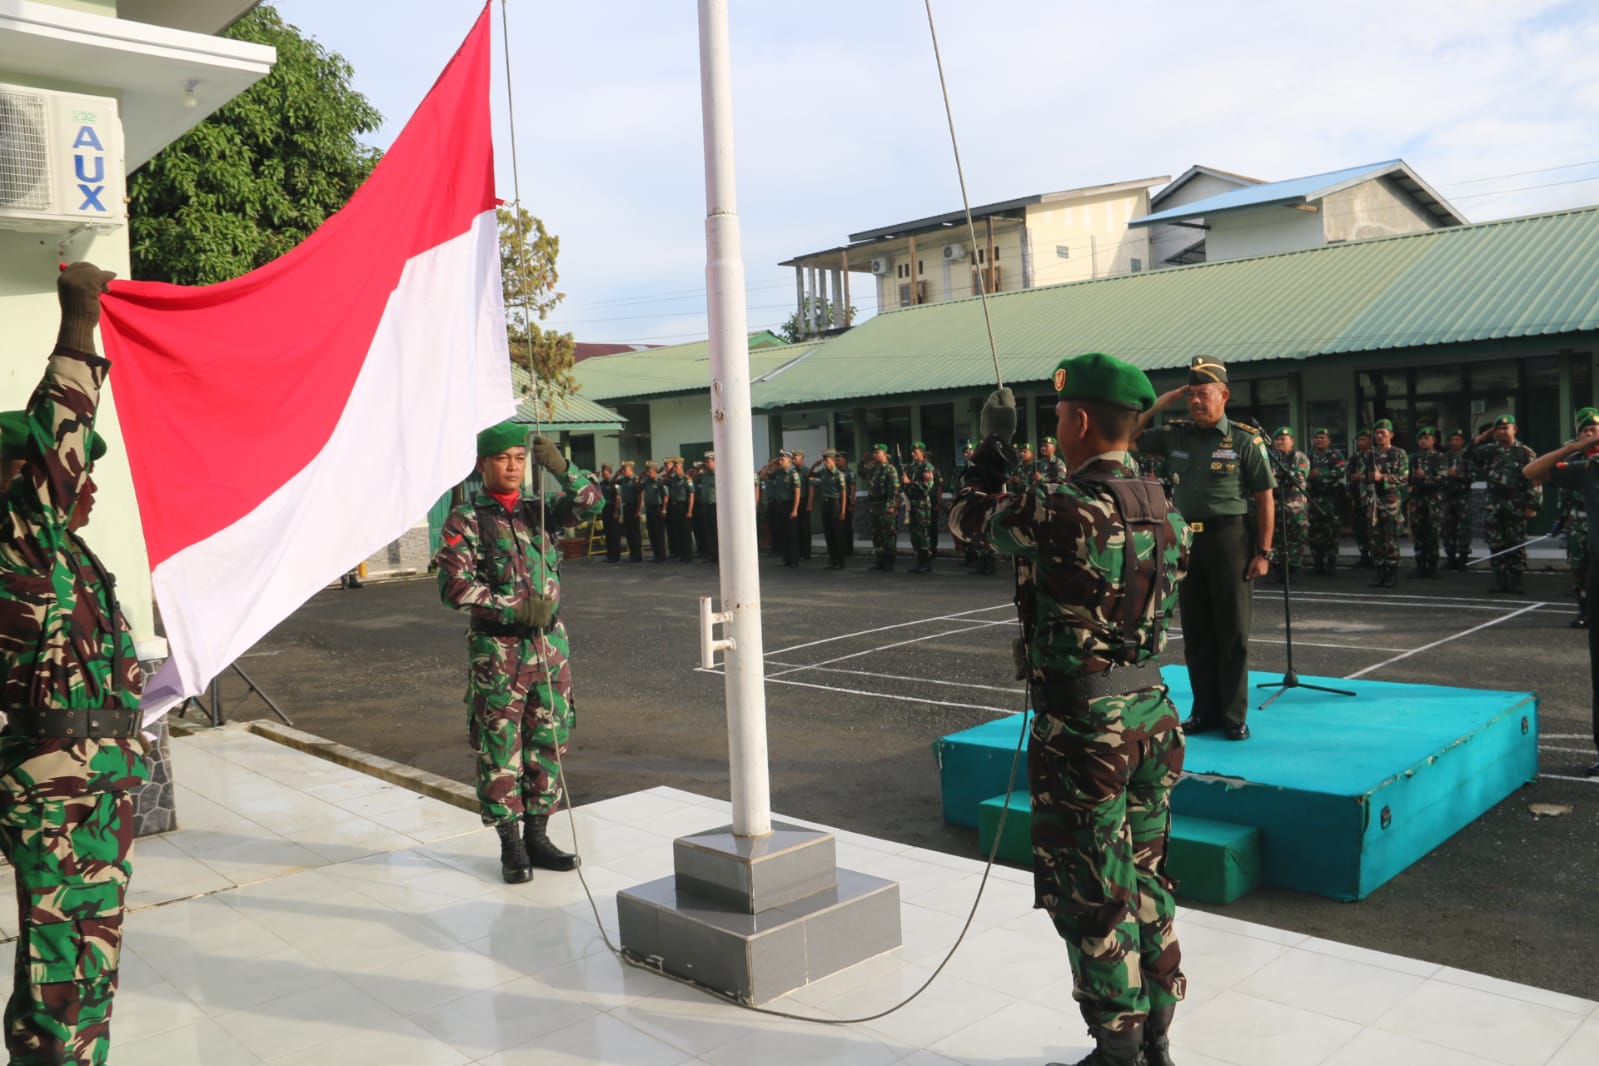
top-left (593, 453), bottom-right (721, 565)
top-left (1213, 417), bottom-right (1549, 594)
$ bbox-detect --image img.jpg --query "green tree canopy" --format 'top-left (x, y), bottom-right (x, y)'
top-left (500, 205), bottom-right (576, 402)
top-left (779, 296), bottom-right (857, 343)
top-left (128, 4), bottom-right (382, 284)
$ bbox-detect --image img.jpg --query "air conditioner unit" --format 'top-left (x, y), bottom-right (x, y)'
top-left (870, 257), bottom-right (891, 275)
top-left (942, 243), bottom-right (965, 260)
top-left (0, 84), bottom-right (125, 234)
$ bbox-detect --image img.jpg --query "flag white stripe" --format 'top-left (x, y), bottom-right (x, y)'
top-left (141, 209), bottom-right (512, 720)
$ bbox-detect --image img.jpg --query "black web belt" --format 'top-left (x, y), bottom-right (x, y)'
top-left (4, 706), bottom-right (139, 739)
top-left (1033, 661), bottom-right (1157, 709)
top-left (471, 619), bottom-right (549, 639)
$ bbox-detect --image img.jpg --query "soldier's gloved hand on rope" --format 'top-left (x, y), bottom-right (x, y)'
top-left (515, 592), bottom-right (557, 629)
top-left (532, 435), bottom-right (568, 477)
top-left (57, 261), bottom-right (117, 352)
top-left (979, 386), bottom-right (1016, 442)
top-left (962, 388), bottom-right (1019, 493)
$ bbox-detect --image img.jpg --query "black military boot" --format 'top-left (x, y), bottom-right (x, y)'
top-left (885, 552), bottom-right (896, 572)
top-left (1489, 570), bottom-right (1508, 593)
top-left (1143, 1005), bottom-right (1176, 1066)
top-left (1508, 570), bottom-right (1525, 594)
top-left (1571, 598), bottom-right (1588, 628)
top-left (913, 553), bottom-right (932, 574)
top-left (1358, 550), bottom-right (1373, 569)
top-left (868, 553), bottom-right (887, 572)
top-left (1380, 566), bottom-right (1397, 589)
top-left (1368, 567), bottom-right (1386, 588)
top-left (1048, 1026), bottom-right (1146, 1066)
top-left (496, 821), bottom-right (533, 884)
top-left (524, 814), bottom-right (579, 872)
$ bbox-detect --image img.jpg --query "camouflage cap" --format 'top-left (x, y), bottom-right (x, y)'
top-left (476, 420), bottom-right (527, 457)
top-left (1495, 413), bottom-right (1517, 426)
top-left (0, 410), bottom-right (27, 460)
top-left (1187, 354), bottom-right (1228, 386)
top-left (1273, 426), bottom-right (1293, 438)
top-left (1373, 418), bottom-right (1394, 431)
top-left (1053, 352), bottom-right (1157, 411)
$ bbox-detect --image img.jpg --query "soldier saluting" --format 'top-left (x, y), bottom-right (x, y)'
top-left (952, 353), bottom-right (1192, 1066)
top-left (0, 263), bottom-right (148, 1065)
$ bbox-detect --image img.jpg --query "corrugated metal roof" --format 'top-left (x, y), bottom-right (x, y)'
top-left (514, 390), bottom-right (626, 432)
top-left (1128, 160), bottom-right (1460, 227)
top-left (749, 206), bottom-right (1599, 409)
top-left (574, 338), bottom-right (821, 402)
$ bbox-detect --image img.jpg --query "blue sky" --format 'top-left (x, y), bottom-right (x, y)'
top-left (268, 0), bottom-right (1599, 346)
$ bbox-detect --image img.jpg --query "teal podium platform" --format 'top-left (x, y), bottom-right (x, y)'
top-left (934, 667), bottom-right (1539, 900)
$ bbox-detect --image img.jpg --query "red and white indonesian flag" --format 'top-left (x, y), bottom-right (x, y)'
top-left (100, 3), bottom-right (513, 720)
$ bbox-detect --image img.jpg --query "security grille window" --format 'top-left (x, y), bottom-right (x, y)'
top-left (0, 91), bottom-right (51, 211)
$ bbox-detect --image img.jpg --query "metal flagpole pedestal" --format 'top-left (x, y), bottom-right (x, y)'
top-left (614, 0), bottom-right (900, 1005)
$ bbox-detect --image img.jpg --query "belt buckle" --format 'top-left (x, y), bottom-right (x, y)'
top-left (1190, 520), bottom-right (1205, 533)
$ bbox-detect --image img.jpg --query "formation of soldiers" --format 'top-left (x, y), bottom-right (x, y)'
top-left (1262, 416), bottom-right (1554, 597)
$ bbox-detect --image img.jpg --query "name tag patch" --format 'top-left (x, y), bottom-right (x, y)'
top-left (1171, 450), bottom-right (1189, 460)
top-left (1212, 449), bottom-right (1238, 460)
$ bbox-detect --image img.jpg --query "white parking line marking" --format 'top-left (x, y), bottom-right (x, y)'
top-left (766, 661), bottom-right (1026, 695)
top-left (1539, 773), bottom-right (1599, 785)
top-left (696, 666), bottom-right (1017, 715)
top-left (1344, 602), bottom-right (1545, 679)
top-left (766, 603), bottom-right (1013, 656)
top-left (1539, 745), bottom-right (1597, 755)
top-left (767, 621), bottom-right (1006, 679)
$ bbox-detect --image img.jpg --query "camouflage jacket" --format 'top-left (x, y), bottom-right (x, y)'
top-left (1306, 448), bottom-right (1345, 495)
top-left (901, 460), bottom-right (936, 502)
top-left (434, 471), bottom-right (602, 626)
top-left (1469, 440), bottom-right (1541, 508)
top-left (1031, 455), bottom-right (1069, 484)
top-left (866, 461), bottom-right (899, 502)
top-left (1270, 448), bottom-right (1310, 504)
top-left (1442, 448), bottom-right (1474, 496)
top-left (951, 450), bottom-right (1190, 679)
top-left (1408, 450), bottom-right (1449, 495)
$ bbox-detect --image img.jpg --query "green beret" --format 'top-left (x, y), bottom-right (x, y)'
top-left (1312, 427), bottom-right (1331, 437)
top-left (477, 420), bottom-right (527, 457)
top-left (1053, 352), bottom-right (1157, 412)
top-left (1373, 418), bottom-right (1394, 431)
top-left (1187, 355), bottom-right (1228, 386)
top-left (1019, 442), bottom-right (1034, 452)
top-left (0, 411), bottom-right (27, 461)
top-left (1272, 426), bottom-right (1293, 439)
top-left (1577, 407), bottom-right (1599, 429)
top-left (1448, 428), bottom-right (1466, 438)
top-left (1041, 436), bottom-right (1057, 446)
top-left (872, 443), bottom-right (888, 453)
top-left (1417, 425), bottom-right (1438, 439)
top-left (1495, 414), bottom-right (1516, 426)
top-left (911, 440), bottom-right (927, 450)
top-left (1356, 428), bottom-right (1372, 437)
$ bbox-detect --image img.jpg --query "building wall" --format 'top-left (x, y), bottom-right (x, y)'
top-left (1207, 205), bottom-right (1327, 262)
top-left (869, 223), bottom-right (1028, 310)
top-left (1024, 190), bottom-right (1154, 287)
top-left (1322, 178), bottom-right (1441, 243)
top-left (1148, 172), bottom-right (1256, 267)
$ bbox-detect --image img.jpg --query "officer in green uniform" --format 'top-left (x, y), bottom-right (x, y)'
top-left (816, 450), bottom-right (849, 569)
top-left (1305, 428), bottom-right (1346, 574)
top-left (1034, 436), bottom-right (1069, 482)
top-left (0, 264), bottom-right (149, 1066)
top-left (694, 452), bottom-right (718, 563)
top-left (642, 461), bottom-right (668, 561)
top-left (1442, 430), bottom-right (1475, 570)
top-left (615, 460), bottom-right (643, 562)
top-left (837, 451), bottom-right (857, 556)
top-left (1135, 355), bottom-right (1275, 741)
top-left (952, 353), bottom-right (1191, 1066)
top-left (1555, 411), bottom-right (1599, 626)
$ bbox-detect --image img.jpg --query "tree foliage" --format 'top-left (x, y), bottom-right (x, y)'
top-left (500, 205), bottom-right (576, 403)
top-left (128, 4), bottom-right (383, 284)
top-left (779, 296), bottom-right (857, 343)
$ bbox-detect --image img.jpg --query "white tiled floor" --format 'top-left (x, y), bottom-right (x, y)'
top-left (10, 727), bottom-right (1588, 1065)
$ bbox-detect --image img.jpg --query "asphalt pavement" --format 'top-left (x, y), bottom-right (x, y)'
top-left (205, 545), bottom-right (1599, 999)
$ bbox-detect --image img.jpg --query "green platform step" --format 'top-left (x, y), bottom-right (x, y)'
top-left (977, 790), bottom-right (1263, 904)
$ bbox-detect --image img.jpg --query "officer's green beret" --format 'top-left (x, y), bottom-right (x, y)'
top-left (1357, 427), bottom-right (1372, 437)
top-left (912, 440), bottom-right (927, 450)
top-left (1019, 442), bottom-right (1034, 452)
top-left (1373, 418), bottom-right (1394, 431)
top-left (1495, 414), bottom-right (1516, 426)
top-left (0, 410), bottom-right (28, 460)
top-left (1577, 408), bottom-right (1599, 429)
top-left (1417, 425), bottom-right (1438, 439)
top-left (1053, 352), bottom-right (1157, 412)
top-left (1273, 426), bottom-right (1293, 439)
top-left (477, 420), bottom-right (527, 457)
top-left (1312, 427), bottom-right (1331, 437)
top-left (872, 443), bottom-right (888, 452)
top-left (1042, 436), bottom-right (1058, 446)
top-left (1449, 428), bottom-right (1466, 438)
top-left (960, 438), bottom-right (973, 449)
top-left (1187, 354), bottom-right (1228, 386)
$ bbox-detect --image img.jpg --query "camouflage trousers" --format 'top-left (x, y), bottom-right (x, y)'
top-left (1442, 492), bottom-right (1474, 557)
top-left (1484, 497), bottom-right (1530, 577)
top-left (0, 738), bottom-right (146, 1066)
top-left (466, 625), bottom-right (575, 826)
top-left (1028, 680), bottom-right (1187, 1033)
top-left (1409, 493), bottom-right (1443, 568)
top-left (1570, 514), bottom-right (1590, 596)
top-left (1272, 502), bottom-right (1308, 567)
top-left (869, 501), bottom-right (898, 555)
top-left (1306, 494), bottom-right (1341, 565)
top-left (907, 501), bottom-right (933, 558)
top-left (1369, 494), bottom-right (1402, 567)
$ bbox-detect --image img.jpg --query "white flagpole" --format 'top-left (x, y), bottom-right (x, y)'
top-left (697, 0), bottom-right (771, 838)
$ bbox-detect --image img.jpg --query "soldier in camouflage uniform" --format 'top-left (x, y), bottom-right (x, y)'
top-left (435, 423), bottom-right (602, 883)
top-left (1407, 427), bottom-right (1448, 578)
top-left (1266, 427), bottom-right (1309, 582)
top-left (1468, 414), bottom-right (1541, 593)
top-left (928, 452), bottom-right (947, 557)
top-left (952, 353), bottom-right (1191, 1066)
top-left (1556, 410), bottom-right (1599, 626)
top-left (1034, 436), bottom-right (1069, 483)
top-left (1350, 419), bottom-right (1408, 588)
top-left (1442, 430), bottom-right (1475, 570)
top-left (865, 444), bottom-right (899, 571)
top-left (0, 263), bottom-right (148, 1066)
top-left (901, 441), bottom-right (937, 573)
top-left (1305, 428), bottom-right (1345, 574)
top-left (1347, 429), bottom-right (1375, 567)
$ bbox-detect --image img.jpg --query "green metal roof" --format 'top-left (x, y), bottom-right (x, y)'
top-left (574, 337), bottom-right (820, 402)
top-left (749, 206), bottom-right (1599, 409)
top-left (506, 366), bottom-right (626, 431)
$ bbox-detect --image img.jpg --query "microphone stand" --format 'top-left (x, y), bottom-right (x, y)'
top-left (1257, 477), bottom-right (1356, 709)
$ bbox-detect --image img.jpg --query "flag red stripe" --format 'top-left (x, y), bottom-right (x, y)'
top-left (100, 2), bottom-right (496, 569)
